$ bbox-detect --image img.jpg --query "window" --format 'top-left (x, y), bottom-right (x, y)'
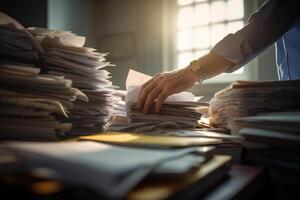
top-left (175, 0), bottom-right (247, 83)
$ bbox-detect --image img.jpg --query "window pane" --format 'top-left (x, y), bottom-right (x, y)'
top-left (177, 0), bottom-right (193, 6)
top-left (194, 50), bottom-right (209, 59)
top-left (211, 23), bottom-right (226, 46)
top-left (178, 52), bottom-right (194, 67)
top-left (226, 0), bottom-right (244, 20)
top-left (195, 3), bottom-right (210, 26)
top-left (227, 21), bottom-right (243, 34)
top-left (210, 1), bottom-right (226, 23)
top-left (177, 29), bottom-right (194, 51)
top-left (178, 6), bottom-right (194, 28)
top-left (195, 26), bottom-right (210, 48)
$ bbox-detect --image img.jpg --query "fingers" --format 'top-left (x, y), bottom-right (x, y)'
top-left (137, 81), bottom-right (155, 109)
top-left (137, 74), bottom-right (162, 110)
top-left (143, 83), bottom-right (163, 113)
top-left (137, 72), bottom-right (180, 114)
top-left (155, 89), bottom-right (169, 113)
top-left (136, 68), bottom-right (198, 114)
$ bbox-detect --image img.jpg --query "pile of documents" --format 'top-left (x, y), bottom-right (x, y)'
top-left (112, 90), bottom-right (127, 121)
top-left (111, 70), bottom-right (208, 133)
top-left (0, 12), bottom-right (43, 62)
top-left (230, 112), bottom-right (300, 191)
top-left (209, 80), bottom-right (300, 129)
top-left (28, 27), bottom-right (116, 134)
top-left (0, 141), bottom-right (231, 199)
top-left (0, 12), bottom-right (86, 140)
top-left (230, 112), bottom-right (300, 138)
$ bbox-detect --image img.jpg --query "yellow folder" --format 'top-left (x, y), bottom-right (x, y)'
top-left (79, 132), bottom-right (222, 148)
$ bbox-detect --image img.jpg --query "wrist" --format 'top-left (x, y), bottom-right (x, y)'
top-left (187, 52), bottom-right (235, 82)
top-left (187, 59), bottom-right (206, 83)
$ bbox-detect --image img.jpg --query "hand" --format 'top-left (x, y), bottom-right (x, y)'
top-left (137, 67), bottom-right (199, 114)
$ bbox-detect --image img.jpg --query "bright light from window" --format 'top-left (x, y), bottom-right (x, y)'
top-left (177, 6), bottom-right (194, 28)
top-left (211, 23), bottom-right (226, 46)
top-left (195, 26), bottom-right (209, 48)
top-left (226, 0), bottom-right (244, 20)
top-left (177, 0), bottom-right (194, 6)
top-left (176, 0), bottom-right (245, 78)
top-left (227, 21), bottom-right (243, 34)
top-left (195, 3), bottom-right (210, 25)
top-left (178, 51), bottom-right (194, 67)
top-left (210, 1), bottom-right (226, 23)
top-left (177, 29), bottom-right (194, 51)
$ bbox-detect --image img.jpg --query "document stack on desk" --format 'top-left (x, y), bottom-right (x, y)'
top-left (0, 13), bottom-right (86, 140)
top-left (1, 141), bottom-right (231, 200)
top-left (112, 90), bottom-right (127, 121)
top-left (229, 112), bottom-right (300, 194)
top-left (111, 70), bottom-right (207, 133)
top-left (28, 27), bottom-right (116, 134)
top-left (209, 80), bottom-right (300, 129)
top-left (0, 12), bottom-right (43, 62)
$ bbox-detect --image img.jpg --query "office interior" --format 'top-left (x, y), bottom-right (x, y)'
top-left (0, 0), bottom-right (299, 200)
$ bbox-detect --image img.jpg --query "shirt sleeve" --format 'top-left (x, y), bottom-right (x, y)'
top-left (211, 0), bottom-right (300, 73)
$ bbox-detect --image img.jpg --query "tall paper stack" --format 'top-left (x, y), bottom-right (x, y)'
top-left (209, 80), bottom-right (300, 129)
top-left (0, 14), bottom-right (86, 140)
top-left (28, 28), bottom-right (116, 134)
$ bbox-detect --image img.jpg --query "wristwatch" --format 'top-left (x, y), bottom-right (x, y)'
top-left (188, 59), bottom-right (206, 83)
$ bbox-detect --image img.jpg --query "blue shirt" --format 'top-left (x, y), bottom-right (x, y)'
top-left (211, 0), bottom-right (300, 80)
top-left (276, 22), bottom-right (300, 80)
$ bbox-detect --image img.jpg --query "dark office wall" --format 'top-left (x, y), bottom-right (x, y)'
top-left (47, 0), bottom-right (97, 47)
top-left (94, 0), bottom-right (165, 89)
top-left (0, 0), bottom-right (47, 28)
top-left (0, 0), bottom-right (96, 47)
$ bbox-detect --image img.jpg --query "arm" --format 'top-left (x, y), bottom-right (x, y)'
top-left (212, 0), bottom-right (300, 72)
top-left (138, 0), bottom-right (300, 113)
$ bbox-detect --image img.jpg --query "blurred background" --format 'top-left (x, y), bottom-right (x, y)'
top-left (0, 0), bottom-right (278, 100)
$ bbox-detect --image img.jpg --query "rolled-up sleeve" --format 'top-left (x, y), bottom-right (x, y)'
top-left (211, 0), bottom-right (300, 72)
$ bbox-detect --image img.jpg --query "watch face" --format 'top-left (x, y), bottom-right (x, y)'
top-left (191, 60), bottom-right (202, 72)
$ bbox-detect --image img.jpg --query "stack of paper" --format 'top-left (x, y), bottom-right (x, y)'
top-left (209, 80), bottom-right (300, 129)
top-left (112, 90), bottom-right (127, 121)
top-left (0, 13), bottom-right (86, 140)
top-left (1, 141), bottom-right (229, 199)
top-left (0, 12), bottom-right (43, 62)
top-left (210, 80), bottom-right (300, 190)
top-left (230, 112), bottom-right (300, 189)
top-left (230, 112), bottom-right (300, 148)
top-left (110, 70), bottom-right (207, 133)
top-left (28, 27), bottom-right (116, 134)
